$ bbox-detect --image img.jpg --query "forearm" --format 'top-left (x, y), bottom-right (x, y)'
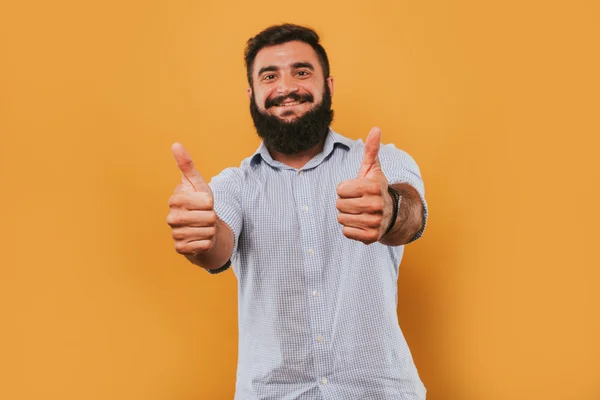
top-left (185, 218), bottom-right (234, 270)
top-left (379, 183), bottom-right (424, 246)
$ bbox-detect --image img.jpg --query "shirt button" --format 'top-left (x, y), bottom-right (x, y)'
top-left (317, 335), bottom-right (323, 343)
top-left (321, 377), bottom-right (328, 385)
top-left (303, 205), bottom-right (309, 212)
top-left (307, 248), bottom-right (314, 255)
top-left (312, 290), bottom-right (318, 297)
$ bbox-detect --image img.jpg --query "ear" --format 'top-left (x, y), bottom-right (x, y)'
top-left (326, 76), bottom-right (334, 98)
top-left (246, 87), bottom-right (252, 100)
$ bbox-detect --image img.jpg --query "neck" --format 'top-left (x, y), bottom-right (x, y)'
top-left (268, 138), bottom-right (326, 170)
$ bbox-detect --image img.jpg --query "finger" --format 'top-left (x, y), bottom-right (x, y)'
top-left (167, 209), bottom-right (217, 227)
top-left (337, 179), bottom-right (383, 198)
top-left (171, 142), bottom-right (211, 192)
top-left (171, 226), bottom-right (217, 241)
top-left (336, 198), bottom-right (362, 214)
top-left (336, 197), bottom-right (385, 215)
top-left (341, 226), bottom-right (380, 245)
top-left (169, 192), bottom-right (214, 211)
top-left (337, 212), bottom-right (383, 230)
top-left (357, 127), bottom-right (382, 178)
top-left (174, 239), bottom-right (214, 255)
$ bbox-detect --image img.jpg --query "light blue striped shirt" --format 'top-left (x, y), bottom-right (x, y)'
top-left (208, 129), bottom-right (428, 399)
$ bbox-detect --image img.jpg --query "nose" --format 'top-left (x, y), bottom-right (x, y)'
top-left (277, 73), bottom-right (299, 96)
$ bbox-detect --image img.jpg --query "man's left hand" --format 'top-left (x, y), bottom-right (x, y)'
top-left (336, 127), bottom-right (394, 245)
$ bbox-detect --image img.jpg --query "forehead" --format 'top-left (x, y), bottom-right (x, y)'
top-left (253, 40), bottom-right (322, 76)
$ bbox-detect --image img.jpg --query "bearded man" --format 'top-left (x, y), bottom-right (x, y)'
top-left (167, 23), bottom-right (429, 400)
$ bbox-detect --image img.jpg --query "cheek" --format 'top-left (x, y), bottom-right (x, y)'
top-left (253, 95), bottom-right (268, 111)
top-left (256, 90), bottom-right (274, 107)
top-left (311, 86), bottom-right (324, 101)
top-left (300, 85), bottom-right (321, 103)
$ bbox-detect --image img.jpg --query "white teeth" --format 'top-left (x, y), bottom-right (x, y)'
top-left (279, 102), bottom-right (300, 107)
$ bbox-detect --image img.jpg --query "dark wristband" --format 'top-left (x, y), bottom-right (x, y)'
top-left (206, 259), bottom-right (231, 274)
top-left (384, 186), bottom-right (401, 235)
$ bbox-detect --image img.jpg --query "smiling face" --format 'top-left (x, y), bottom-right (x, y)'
top-left (248, 40), bottom-right (334, 122)
top-left (246, 40), bottom-right (335, 155)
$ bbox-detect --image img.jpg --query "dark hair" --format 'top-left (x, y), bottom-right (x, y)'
top-left (244, 23), bottom-right (331, 86)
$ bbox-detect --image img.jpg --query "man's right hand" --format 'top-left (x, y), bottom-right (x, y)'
top-left (167, 143), bottom-right (218, 256)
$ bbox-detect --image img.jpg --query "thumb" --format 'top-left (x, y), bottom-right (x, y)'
top-left (357, 127), bottom-right (382, 178)
top-left (171, 142), bottom-right (210, 192)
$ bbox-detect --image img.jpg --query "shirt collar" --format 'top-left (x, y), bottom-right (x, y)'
top-left (250, 128), bottom-right (353, 170)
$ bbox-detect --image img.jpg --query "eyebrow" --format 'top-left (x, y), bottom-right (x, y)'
top-left (257, 62), bottom-right (315, 77)
top-left (257, 65), bottom-right (279, 76)
top-left (291, 62), bottom-right (314, 71)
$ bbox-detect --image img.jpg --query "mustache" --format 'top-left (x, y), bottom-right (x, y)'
top-left (265, 92), bottom-right (314, 109)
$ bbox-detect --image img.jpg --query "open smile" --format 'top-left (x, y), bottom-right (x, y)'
top-left (275, 101), bottom-right (306, 107)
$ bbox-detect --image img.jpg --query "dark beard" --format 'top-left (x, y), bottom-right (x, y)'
top-left (249, 85), bottom-right (334, 155)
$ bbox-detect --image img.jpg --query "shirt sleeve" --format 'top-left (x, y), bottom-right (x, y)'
top-left (205, 167), bottom-right (243, 274)
top-left (378, 143), bottom-right (428, 243)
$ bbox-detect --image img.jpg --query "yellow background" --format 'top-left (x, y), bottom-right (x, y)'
top-left (1, 0), bottom-right (599, 399)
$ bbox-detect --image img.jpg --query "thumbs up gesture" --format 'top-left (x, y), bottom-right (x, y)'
top-left (336, 127), bottom-right (394, 244)
top-left (167, 143), bottom-right (218, 255)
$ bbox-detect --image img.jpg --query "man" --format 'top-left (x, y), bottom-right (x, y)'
top-left (167, 24), bottom-right (428, 399)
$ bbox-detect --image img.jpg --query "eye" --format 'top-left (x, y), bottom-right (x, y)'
top-left (263, 74), bottom-right (276, 81)
top-left (296, 70), bottom-right (311, 78)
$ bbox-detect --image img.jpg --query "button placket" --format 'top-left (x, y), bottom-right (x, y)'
top-left (294, 168), bottom-right (330, 382)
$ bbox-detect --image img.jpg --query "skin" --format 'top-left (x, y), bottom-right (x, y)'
top-left (335, 128), bottom-right (424, 246)
top-left (167, 143), bottom-right (233, 269)
top-left (167, 40), bottom-right (423, 270)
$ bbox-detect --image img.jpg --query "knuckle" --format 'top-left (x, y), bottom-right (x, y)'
top-left (194, 240), bottom-right (213, 253)
top-left (207, 211), bottom-right (218, 225)
top-left (179, 159), bottom-right (193, 171)
top-left (342, 226), bottom-right (352, 238)
top-left (174, 241), bottom-right (187, 254)
top-left (166, 212), bottom-right (178, 226)
top-left (172, 229), bottom-right (186, 241)
top-left (367, 216), bottom-right (381, 228)
top-left (368, 198), bottom-right (384, 213)
top-left (205, 193), bottom-right (214, 209)
top-left (365, 202), bottom-right (377, 213)
top-left (207, 226), bottom-right (217, 238)
top-left (168, 194), bottom-right (179, 208)
top-left (367, 231), bottom-right (380, 242)
top-left (193, 192), bottom-right (213, 209)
